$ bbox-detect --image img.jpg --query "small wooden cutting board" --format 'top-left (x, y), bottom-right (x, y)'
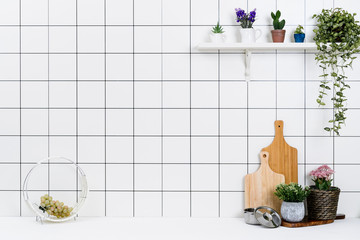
top-left (245, 151), bottom-right (285, 214)
top-left (262, 120), bottom-right (298, 184)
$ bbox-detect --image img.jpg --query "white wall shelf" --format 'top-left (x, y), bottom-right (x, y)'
top-left (197, 43), bottom-right (318, 81)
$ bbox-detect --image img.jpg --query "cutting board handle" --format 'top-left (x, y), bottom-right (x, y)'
top-left (274, 120), bottom-right (284, 139)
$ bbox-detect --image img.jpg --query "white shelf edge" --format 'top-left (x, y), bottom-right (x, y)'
top-left (197, 42), bottom-right (317, 51)
top-left (196, 42), bottom-right (318, 81)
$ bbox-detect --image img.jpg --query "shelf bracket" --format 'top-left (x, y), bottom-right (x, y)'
top-left (245, 50), bottom-right (251, 81)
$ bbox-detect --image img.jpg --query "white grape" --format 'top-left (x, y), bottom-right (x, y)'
top-left (40, 194), bottom-right (73, 218)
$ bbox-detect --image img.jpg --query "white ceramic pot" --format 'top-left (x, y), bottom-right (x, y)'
top-left (239, 28), bottom-right (262, 43)
top-left (209, 33), bottom-right (226, 43)
top-left (281, 201), bottom-right (305, 222)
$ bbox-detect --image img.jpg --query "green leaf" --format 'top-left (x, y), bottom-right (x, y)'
top-left (276, 10), bottom-right (281, 19)
top-left (271, 12), bottom-right (276, 20)
top-left (279, 19), bottom-right (286, 29)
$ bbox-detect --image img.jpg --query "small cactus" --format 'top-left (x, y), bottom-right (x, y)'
top-left (212, 22), bottom-right (224, 34)
top-left (271, 10), bottom-right (286, 30)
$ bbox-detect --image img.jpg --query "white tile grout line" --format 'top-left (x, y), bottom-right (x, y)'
top-left (132, 0), bottom-right (135, 217)
top-left (19, 0), bottom-right (22, 216)
top-left (275, 0), bottom-right (278, 120)
top-left (104, 0), bottom-right (107, 216)
top-left (47, 0), bottom-right (50, 198)
top-left (161, 0), bottom-right (164, 217)
top-left (332, 0), bottom-right (336, 187)
top-left (189, 0), bottom-right (192, 217)
top-left (75, 0), bottom-right (79, 205)
top-left (218, 54), bottom-right (221, 217)
top-left (303, 0), bottom-right (307, 187)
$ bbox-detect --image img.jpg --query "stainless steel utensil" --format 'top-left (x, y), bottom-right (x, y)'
top-left (244, 208), bottom-right (260, 225)
top-left (255, 206), bottom-right (281, 228)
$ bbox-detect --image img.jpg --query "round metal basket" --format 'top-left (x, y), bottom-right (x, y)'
top-left (23, 156), bottom-right (88, 223)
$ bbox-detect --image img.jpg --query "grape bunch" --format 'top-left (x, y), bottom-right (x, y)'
top-left (39, 194), bottom-right (73, 219)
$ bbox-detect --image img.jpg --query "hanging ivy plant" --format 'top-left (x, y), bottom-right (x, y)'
top-left (313, 8), bottom-right (360, 135)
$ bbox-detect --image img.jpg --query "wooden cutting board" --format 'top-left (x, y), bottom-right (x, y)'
top-left (262, 120), bottom-right (298, 184)
top-left (245, 151), bottom-right (285, 214)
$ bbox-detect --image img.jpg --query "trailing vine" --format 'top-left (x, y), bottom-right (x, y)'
top-left (313, 8), bottom-right (360, 135)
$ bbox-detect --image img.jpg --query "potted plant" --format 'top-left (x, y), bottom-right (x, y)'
top-left (294, 25), bottom-right (305, 42)
top-left (313, 8), bottom-right (360, 135)
top-left (235, 8), bottom-right (262, 43)
top-left (209, 22), bottom-right (225, 43)
top-left (274, 183), bottom-right (310, 222)
top-left (271, 10), bottom-right (286, 42)
top-left (307, 165), bottom-right (340, 220)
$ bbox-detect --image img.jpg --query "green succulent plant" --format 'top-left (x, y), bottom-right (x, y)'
top-left (271, 10), bottom-right (286, 30)
top-left (212, 22), bottom-right (224, 34)
top-left (294, 25), bottom-right (304, 34)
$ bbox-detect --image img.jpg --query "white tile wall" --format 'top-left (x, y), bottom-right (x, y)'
top-left (0, 27), bottom-right (19, 52)
top-left (0, 0), bottom-right (359, 218)
top-left (163, 192), bottom-right (190, 217)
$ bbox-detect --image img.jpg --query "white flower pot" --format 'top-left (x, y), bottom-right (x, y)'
top-left (239, 28), bottom-right (262, 43)
top-left (281, 201), bottom-right (305, 222)
top-left (209, 33), bottom-right (226, 43)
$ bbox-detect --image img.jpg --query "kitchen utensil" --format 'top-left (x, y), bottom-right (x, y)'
top-left (262, 120), bottom-right (298, 184)
top-left (244, 208), bottom-right (260, 225)
top-left (245, 151), bottom-right (285, 214)
top-left (255, 206), bottom-right (282, 228)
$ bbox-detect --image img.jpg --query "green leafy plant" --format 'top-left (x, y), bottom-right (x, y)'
top-left (313, 8), bottom-right (360, 135)
top-left (294, 25), bottom-right (304, 34)
top-left (212, 22), bottom-right (224, 34)
top-left (274, 183), bottom-right (310, 202)
top-left (271, 10), bottom-right (286, 30)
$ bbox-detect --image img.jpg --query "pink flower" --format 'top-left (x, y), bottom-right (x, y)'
top-left (309, 165), bottom-right (335, 180)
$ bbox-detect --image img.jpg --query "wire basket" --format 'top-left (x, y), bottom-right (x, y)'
top-left (23, 157), bottom-right (88, 223)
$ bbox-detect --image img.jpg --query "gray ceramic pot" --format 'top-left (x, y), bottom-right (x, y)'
top-left (281, 201), bottom-right (305, 222)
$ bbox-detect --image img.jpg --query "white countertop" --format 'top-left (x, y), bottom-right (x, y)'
top-left (1, 217), bottom-right (358, 240)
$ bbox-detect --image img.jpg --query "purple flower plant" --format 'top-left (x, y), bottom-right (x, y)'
top-left (235, 8), bottom-right (257, 28)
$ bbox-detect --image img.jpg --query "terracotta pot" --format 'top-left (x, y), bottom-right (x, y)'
top-left (271, 30), bottom-right (286, 42)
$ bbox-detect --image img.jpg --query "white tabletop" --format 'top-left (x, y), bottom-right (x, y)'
top-left (1, 217), bottom-right (358, 240)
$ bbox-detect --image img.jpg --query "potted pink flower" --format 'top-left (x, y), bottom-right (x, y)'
top-left (307, 165), bottom-right (340, 220)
